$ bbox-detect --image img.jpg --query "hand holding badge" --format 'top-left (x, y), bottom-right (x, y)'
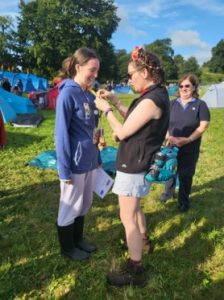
top-left (90, 88), bottom-right (107, 150)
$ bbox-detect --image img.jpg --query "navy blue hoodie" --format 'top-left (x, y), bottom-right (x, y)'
top-left (55, 79), bottom-right (100, 179)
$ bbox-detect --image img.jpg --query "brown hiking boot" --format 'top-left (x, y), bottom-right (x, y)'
top-left (107, 259), bottom-right (146, 287)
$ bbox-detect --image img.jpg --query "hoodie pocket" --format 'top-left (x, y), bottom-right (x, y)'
top-left (72, 140), bottom-right (97, 170)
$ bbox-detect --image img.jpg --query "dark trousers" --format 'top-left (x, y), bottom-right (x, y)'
top-left (164, 151), bottom-right (199, 208)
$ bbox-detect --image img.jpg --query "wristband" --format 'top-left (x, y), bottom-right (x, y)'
top-left (104, 108), bottom-right (113, 117)
top-left (189, 136), bottom-right (193, 142)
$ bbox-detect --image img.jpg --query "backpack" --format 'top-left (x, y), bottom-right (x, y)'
top-left (145, 146), bottom-right (179, 182)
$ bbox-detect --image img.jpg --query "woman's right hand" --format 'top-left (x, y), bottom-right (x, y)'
top-left (96, 89), bottom-right (118, 105)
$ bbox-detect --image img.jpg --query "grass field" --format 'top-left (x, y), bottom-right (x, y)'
top-left (0, 95), bottom-right (224, 299)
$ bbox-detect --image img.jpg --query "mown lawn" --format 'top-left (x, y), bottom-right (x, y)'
top-left (0, 95), bottom-right (224, 300)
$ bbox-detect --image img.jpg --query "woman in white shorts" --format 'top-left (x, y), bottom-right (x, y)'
top-left (95, 46), bottom-right (170, 287)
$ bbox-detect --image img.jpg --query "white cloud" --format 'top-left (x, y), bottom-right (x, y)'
top-left (171, 30), bottom-right (209, 49)
top-left (170, 30), bottom-right (212, 64)
top-left (137, 0), bottom-right (167, 18)
top-left (116, 5), bottom-right (147, 37)
top-left (189, 49), bottom-right (212, 65)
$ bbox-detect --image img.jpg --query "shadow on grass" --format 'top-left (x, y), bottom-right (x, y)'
top-left (0, 181), bottom-right (120, 299)
top-left (5, 131), bottom-right (46, 150)
top-left (143, 175), bottom-right (224, 299)
top-left (0, 176), bottom-right (223, 299)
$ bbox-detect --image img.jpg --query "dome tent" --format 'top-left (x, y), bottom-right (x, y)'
top-left (0, 93), bottom-right (17, 122)
top-left (0, 70), bottom-right (49, 93)
top-left (0, 87), bottom-right (36, 123)
top-left (202, 83), bottom-right (224, 108)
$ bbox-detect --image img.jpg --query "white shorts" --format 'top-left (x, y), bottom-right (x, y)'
top-left (112, 171), bottom-right (151, 197)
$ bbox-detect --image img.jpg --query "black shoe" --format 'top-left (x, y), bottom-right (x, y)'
top-left (61, 247), bottom-right (90, 261)
top-left (107, 259), bottom-right (146, 287)
top-left (77, 239), bottom-right (96, 253)
top-left (160, 193), bottom-right (173, 202)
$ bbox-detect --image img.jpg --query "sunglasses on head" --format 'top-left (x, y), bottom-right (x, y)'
top-left (179, 84), bottom-right (191, 89)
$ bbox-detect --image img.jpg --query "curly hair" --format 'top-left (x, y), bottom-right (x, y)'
top-left (129, 46), bottom-right (165, 85)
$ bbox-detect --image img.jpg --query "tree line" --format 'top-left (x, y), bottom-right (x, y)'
top-left (0, 0), bottom-right (224, 83)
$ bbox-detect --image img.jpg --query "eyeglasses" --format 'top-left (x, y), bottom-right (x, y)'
top-left (127, 70), bottom-right (139, 80)
top-left (179, 84), bottom-right (191, 89)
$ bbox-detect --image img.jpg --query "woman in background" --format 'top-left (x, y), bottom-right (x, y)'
top-left (160, 74), bottom-right (210, 212)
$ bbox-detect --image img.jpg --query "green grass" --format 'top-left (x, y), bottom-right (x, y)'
top-left (0, 97), bottom-right (224, 299)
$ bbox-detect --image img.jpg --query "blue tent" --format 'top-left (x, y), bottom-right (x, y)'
top-left (168, 85), bottom-right (178, 97)
top-left (12, 73), bottom-right (36, 92)
top-left (0, 87), bottom-right (36, 123)
top-left (0, 70), bottom-right (49, 92)
top-left (0, 95), bottom-right (17, 123)
top-left (29, 74), bottom-right (48, 90)
top-left (112, 85), bottom-right (134, 94)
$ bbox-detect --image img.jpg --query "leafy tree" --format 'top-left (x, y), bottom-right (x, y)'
top-left (17, 0), bottom-right (119, 79)
top-left (179, 57), bottom-right (201, 78)
top-left (200, 67), bottom-right (224, 84)
top-left (0, 16), bottom-right (17, 68)
top-left (173, 54), bottom-right (184, 78)
top-left (206, 39), bottom-right (224, 73)
top-left (114, 49), bottom-right (129, 82)
top-left (145, 39), bottom-right (178, 81)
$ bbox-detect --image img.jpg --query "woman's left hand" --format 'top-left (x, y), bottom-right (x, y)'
top-left (169, 136), bottom-right (189, 147)
top-left (95, 96), bottom-right (111, 112)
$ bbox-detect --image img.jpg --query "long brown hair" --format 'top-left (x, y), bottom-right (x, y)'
top-left (58, 47), bottom-right (99, 79)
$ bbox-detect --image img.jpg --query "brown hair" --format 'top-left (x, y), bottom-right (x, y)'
top-left (178, 73), bottom-right (199, 98)
top-left (58, 47), bottom-right (99, 79)
top-left (129, 47), bottom-right (165, 85)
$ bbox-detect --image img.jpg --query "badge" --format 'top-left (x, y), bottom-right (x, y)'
top-left (93, 128), bottom-right (101, 144)
top-left (83, 102), bottom-right (91, 119)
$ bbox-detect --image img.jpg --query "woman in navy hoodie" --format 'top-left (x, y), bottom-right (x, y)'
top-left (55, 48), bottom-right (100, 261)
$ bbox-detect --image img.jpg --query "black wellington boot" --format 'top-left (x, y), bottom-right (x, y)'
top-left (57, 223), bottom-right (90, 261)
top-left (74, 216), bottom-right (96, 253)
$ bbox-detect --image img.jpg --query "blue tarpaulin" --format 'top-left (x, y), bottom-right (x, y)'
top-left (27, 146), bottom-right (118, 175)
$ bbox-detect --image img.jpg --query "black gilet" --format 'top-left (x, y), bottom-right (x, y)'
top-left (116, 85), bottom-right (170, 174)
